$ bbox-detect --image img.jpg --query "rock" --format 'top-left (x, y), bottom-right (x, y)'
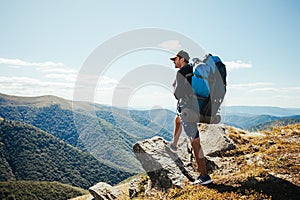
top-left (88, 124), bottom-right (237, 198)
top-left (88, 182), bottom-right (122, 200)
top-left (133, 136), bottom-right (196, 189)
top-left (198, 124), bottom-right (236, 157)
top-left (132, 124), bottom-right (236, 190)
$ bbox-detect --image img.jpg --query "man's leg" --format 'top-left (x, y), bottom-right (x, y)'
top-left (191, 137), bottom-right (207, 175)
top-left (182, 120), bottom-right (212, 184)
top-left (191, 132), bottom-right (212, 185)
top-left (172, 115), bottom-right (182, 147)
top-left (182, 121), bottom-right (207, 174)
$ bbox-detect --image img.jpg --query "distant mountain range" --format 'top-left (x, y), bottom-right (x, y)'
top-left (222, 114), bottom-right (300, 130)
top-left (221, 105), bottom-right (300, 130)
top-left (224, 106), bottom-right (300, 117)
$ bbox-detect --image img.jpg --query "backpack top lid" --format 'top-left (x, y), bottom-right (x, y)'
top-left (192, 54), bottom-right (216, 76)
top-left (203, 54), bottom-right (216, 74)
top-left (211, 55), bottom-right (222, 63)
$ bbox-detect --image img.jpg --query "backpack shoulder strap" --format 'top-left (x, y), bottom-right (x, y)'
top-left (184, 63), bottom-right (194, 78)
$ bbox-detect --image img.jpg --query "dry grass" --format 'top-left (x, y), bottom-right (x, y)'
top-left (129, 180), bottom-right (271, 200)
top-left (74, 124), bottom-right (300, 200)
top-left (126, 124), bottom-right (300, 200)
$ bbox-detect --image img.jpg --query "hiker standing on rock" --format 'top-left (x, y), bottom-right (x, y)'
top-left (168, 50), bottom-right (212, 185)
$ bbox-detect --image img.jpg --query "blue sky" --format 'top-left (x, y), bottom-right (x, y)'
top-left (1, 0), bottom-right (300, 109)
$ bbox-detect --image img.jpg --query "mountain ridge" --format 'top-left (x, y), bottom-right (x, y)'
top-left (225, 105), bottom-right (300, 116)
top-left (223, 114), bottom-right (300, 130)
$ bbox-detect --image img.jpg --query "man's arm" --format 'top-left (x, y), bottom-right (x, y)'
top-left (174, 71), bottom-right (189, 100)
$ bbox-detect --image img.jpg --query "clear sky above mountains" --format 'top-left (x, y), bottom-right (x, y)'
top-left (1, 0), bottom-right (299, 109)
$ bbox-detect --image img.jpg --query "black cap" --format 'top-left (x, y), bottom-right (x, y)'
top-left (170, 50), bottom-right (190, 62)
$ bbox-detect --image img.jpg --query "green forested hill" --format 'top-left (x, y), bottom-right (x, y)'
top-left (222, 114), bottom-right (279, 129)
top-left (0, 119), bottom-right (133, 189)
top-left (0, 93), bottom-right (174, 173)
top-left (0, 104), bottom-right (86, 149)
top-left (0, 181), bottom-right (88, 200)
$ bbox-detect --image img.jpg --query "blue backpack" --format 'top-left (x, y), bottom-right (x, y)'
top-left (190, 53), bottom-right (227, 123)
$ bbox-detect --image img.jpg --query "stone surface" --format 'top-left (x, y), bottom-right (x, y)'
top-left (88, 182), bottom-right (122, 200)
top-left (198, 123), bottom-right (236, 156)
top-left (133, 136), bottom-right (196, 189)
top-left (88, 124), bottom-right (237, 197)
top-left (132, 124), bottom-right (236, 189)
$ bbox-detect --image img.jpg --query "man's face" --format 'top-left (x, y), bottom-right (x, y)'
top-left (173, 56), bottom-right (183, 69)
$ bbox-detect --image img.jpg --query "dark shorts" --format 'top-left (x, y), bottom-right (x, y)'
top-left (177, 100), bottom-right (199, 139)
top-left (182, 121), bottom-right (199, 139)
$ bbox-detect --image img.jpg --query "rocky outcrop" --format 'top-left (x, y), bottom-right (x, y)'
top-left (79, 124), bottom-right (300, 200)
top-left (88, 182), bottom-right (122, 200)
top-left (132, 124), bottom-right (236, 190)
top-left (87, 124), bottom-right (236, 199)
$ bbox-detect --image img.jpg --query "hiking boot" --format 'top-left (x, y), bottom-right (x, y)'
top-left (166, 142), bottom-right (178, 153)
top-left (192, 174), bottom-right (213, 185)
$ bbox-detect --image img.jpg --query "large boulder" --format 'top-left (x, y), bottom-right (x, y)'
top-left (198, 123), bottom-right (236, 156)
top-left (132, 124), bottom-right (236, 189)
top-left (133, 136), bottom-right (197, 189)
top-left (88, 182), bottom-right (122, 200)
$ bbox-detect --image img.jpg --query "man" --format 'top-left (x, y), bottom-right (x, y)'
top-left (168, 50), bottom-right (212, 185)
